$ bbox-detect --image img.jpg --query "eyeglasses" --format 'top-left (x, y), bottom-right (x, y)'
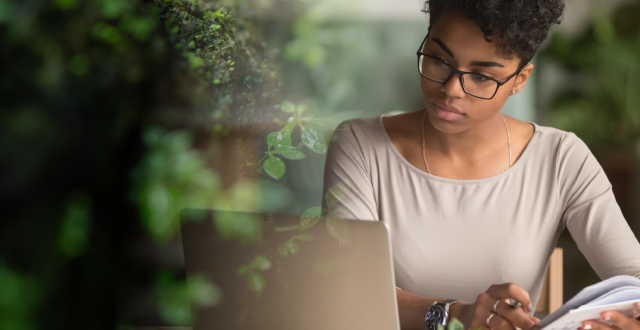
top-left (416, 34), bottom-right (526, 100)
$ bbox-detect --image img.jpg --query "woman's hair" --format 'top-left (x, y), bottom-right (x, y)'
top-left (422, 0), bottom-right (565, 66)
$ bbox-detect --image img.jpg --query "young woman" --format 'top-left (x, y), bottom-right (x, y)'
top-left (321, 1), bottom-right (640, 330)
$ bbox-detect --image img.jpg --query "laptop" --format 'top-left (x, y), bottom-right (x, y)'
top-left (180, 209), bottom-right (400, 330)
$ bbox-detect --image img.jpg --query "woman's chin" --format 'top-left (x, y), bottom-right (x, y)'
top-left (426, 108), bottom-right (469, 134)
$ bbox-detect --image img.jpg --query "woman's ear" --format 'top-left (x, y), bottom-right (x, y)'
top-left (511, 63), bottom-right (534, 94)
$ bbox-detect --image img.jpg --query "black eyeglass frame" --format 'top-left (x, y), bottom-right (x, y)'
top-left (416, 33), bottom-right (528, 100)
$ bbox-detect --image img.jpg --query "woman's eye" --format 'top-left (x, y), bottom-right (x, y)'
top-left (470, 74), bottom-right (490, 82)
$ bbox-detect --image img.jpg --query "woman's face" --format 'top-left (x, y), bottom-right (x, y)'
top-left (420, 12), bottom-right (533, 134)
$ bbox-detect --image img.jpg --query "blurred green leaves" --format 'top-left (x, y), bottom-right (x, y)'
top-left (540, 2), bottom-right (640, 151)
top-left (188, 274), bottom-right (222, 308)
top-left (57, 192), bottom-right (91, 257)
top-left (0, 262), bottom-right (40, 330)
top-left (133, 128), bottom-right (221, 242)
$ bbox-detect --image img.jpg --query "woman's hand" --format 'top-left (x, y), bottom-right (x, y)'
top-left (580, 303), bottom-right (640, 330)
top-left (451, 283), bottom-right (540, 330)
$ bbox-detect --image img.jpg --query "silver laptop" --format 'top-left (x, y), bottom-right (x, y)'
top-left (180, 209), bottom-right (400, 330)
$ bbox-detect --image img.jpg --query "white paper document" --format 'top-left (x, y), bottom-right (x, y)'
top-left (537, 275), bottom-right (640, 330)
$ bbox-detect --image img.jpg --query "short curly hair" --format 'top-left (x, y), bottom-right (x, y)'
top-left (422, 0), bottom-right (565, 66)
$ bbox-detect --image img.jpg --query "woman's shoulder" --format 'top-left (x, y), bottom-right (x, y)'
top-left (529, 122), bottom-right (589, 153)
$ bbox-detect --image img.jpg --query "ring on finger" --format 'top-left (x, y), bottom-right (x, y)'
top-left (493, 300), bottom-right (501, 312)
top-left (486, 312), bottom-right (496, 326)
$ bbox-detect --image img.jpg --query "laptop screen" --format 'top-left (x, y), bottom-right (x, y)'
top-left (180, 209), bottom-right (399, 330)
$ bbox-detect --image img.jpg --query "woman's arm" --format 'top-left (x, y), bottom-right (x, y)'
top-left (397, 285), bottom-right (539, 330)
top-left (557, 133), bottom-right (640, 279)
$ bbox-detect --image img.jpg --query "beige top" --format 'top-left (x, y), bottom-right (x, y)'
top-left (322, 115), bottom-right (640, 310)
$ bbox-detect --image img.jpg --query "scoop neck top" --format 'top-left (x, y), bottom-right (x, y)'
top-left (321, 114), bottom-right (640, 311)
top-left (377, 114), bottom-right (539, 185)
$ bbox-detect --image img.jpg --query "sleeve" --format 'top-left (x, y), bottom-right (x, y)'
top-left (557, 132), bottom-right (640, 279)
top-left (321, 120), bottom-right (379, 221)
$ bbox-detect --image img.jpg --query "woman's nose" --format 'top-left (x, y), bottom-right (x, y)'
top-left (440, 73), bottom-right (466, 98)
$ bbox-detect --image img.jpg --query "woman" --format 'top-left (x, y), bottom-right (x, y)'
top-left (321, 1), bottom-right (640, 330)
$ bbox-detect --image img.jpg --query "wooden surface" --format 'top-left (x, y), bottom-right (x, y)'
top-left (536, 247), bottom-right (564, 314)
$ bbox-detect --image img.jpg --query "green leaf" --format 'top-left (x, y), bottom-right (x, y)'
top-left (247, 271), bottom-right (266, 294)
top-left (300, 126), bottom-right (327, 153)
top-left (279, 121), bottom-right (296, 140)
top-left (286, 240), bottom-right (299, 254)
top-left (326, 208), bottom-right (351, 246)
top-left (437, 324), bottom-right (445, 330)
top-left (281, 101), bottom-right (295, 113)
top-left (300, 206), bottom-right (323, 230)
top-left (267, 132), bottom-right (278, 149)
top-left (273, 146), bottom-right (305, 160)
top-left (296, 104), bottom-right (307, 115)
top-left (290, 233), bottom-right (313, 241)
top-left (263, 155), bottom-right (285, 180)
top-left (277, 242), bottom-right (288, 257)
top-left (448, 319), bottom-right (464, 330)
top-left (250, 255), bottom-right (272, 271)
top-left (237, 265), bottom-right (249, 275)
top-left (324, 181), bottom-right (349, 210)
top-left (188, 274), bottom-right (221, 308)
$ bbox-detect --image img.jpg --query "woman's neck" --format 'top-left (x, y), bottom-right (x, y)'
top-left (423, 111), bottom-right (508, 166)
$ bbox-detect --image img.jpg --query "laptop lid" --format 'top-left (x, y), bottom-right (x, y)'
top-left (180, 209), bottom-right (400, 330)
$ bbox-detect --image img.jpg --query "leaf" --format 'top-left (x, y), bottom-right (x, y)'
top-left (286, 240), bottom-right (299, 254)
top-left (188, 274), bottom-right (222, 308)
top-left (279, 121), bottom-right (296, 140)
top-left (290, 233), bottom-right (313, 241)
top-left (247, 271), bottom-right (266, 294)
top-left (296, 104), bottom-right (307, 115)
top-left (305, 117), bottom-right (340, 128)
top-left (326, 209), bottom-right (351, 246)
top-left (300, 125), bottom-right (327, 153)
top-left (267, 132), bottom-right (278, 149)
top-left (250, 255), bottom-right (272, 271)
top-left (237, 265), bottom-right (249, 275)
top-left (273, 146), bottom-right (305, 160)
top-left (277, 242), bottom-right (288, 257)
top-left (300, 206), bottom-right (323, 230)
top-left (263, 155), bottom-right (285, 180)
top-left (324, 181), bottom-right (349, 210)
top-left (437, 324), bottom-right (445, 330)
top-left (448, 319), bottom-right (464, 330)
top-left (281, 101), bottom-right (295, 112)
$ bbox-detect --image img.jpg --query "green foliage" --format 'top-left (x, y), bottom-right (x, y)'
top-left (258, 100), bottom-right (338, 180)
top-left (539, 3), bottom-right (640, 152)
top-left (57, 192), bottom-right (92, 257)
top-left (188, 274), bottom-right (222, 308)
top-left (277, 234), bottom-right (314, 257)
top-left (300, 206), bottom-right (325, 230)
top-left (236, 255), bottom-right (272, 296)
top-left (0, 262), bottom-right (41, 330)
top-left (133, 129), bottom-right (221, 241)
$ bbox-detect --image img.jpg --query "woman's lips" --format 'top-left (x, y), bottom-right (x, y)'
top-left (432, 102), bottom-right (465, 121)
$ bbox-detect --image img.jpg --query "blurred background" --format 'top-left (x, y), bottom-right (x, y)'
top-left (0, 0), bottom-right (638, 328)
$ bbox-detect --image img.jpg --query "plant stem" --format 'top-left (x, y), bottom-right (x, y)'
top-left (274, 225), bottom-right (300, 232)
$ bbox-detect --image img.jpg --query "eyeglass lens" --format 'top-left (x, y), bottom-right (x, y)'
top-left (419, 55), bottom-right (498, 99)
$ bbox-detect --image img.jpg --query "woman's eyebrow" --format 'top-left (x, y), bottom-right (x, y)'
top-left (432, 37), bottom-right (506, 68)
top-left (432, 38), bottom-right (454, 57)
top-left (470, 60), bottom-right (505, 68)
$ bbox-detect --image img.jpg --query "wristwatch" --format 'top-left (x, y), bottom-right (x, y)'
top-left (424, 299), bottom-right (460, 330)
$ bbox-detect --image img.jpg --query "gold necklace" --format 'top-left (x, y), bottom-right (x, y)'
top-left (421, 109), bottom-right (512, 177)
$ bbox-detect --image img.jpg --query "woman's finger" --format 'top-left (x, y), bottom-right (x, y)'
top-left (494, 299), bottom-right (536, 330)
top-left (487, 311), bottom-right (516, 330)
top-left (600, 310), bottom-right (640, 330)
top-left (581, 320), bottom-right (621, 330)
top-left (486, 283), bottom-right (533, 312)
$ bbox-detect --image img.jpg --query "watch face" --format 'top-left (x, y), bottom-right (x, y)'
top-left (425, 305), bottom-right (446, 330)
